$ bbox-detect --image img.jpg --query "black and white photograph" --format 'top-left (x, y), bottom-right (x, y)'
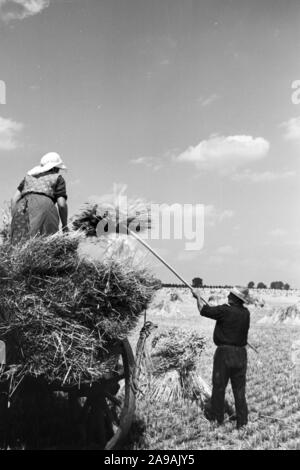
top-left (0, 0), bottom-right (299, 453)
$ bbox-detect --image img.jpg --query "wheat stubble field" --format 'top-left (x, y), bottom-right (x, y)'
top-left (129, 288), bottom-right (300, 450)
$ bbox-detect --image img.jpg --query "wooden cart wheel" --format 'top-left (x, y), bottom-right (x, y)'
top-left (79, 338), bottom-right (136, 450)
top-left (104, 338), bottom-right (136, 450)
top-left (0, 378), bottom-right (9, 450)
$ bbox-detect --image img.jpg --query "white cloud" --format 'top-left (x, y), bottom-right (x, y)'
top-left (176, 135), bottom-right (270, 172)
top-left (269, 228), bottom-right (288, 237)
top-left (0, 116), bottom-right (23, 150)
top-left (205, 205), bottom-right (234, 226)
top-left (197, 93), bottom-right (219, 107)
top-left (232, 169), bottom-right (296, 183)
top-left (281, 116), bottom-right (300, 141)
top-left (130, 156), bottom-right (163, 171)
top-left (0, 0), bottom-right (50, 21)
top-left (160, 59), bottom-right (171, 66)
top-left (283, 240), bottom-right (300, 248)
top-left (216, 245), bottom-right (238, 255)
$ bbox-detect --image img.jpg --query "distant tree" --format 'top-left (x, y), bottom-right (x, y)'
top-left (192, 277), bottom-right (203, 288)
top-left (162, 283), bottom-right (185, 288)
top-left (154, 279), bottom-right (163, 290)
top-left (248, 281), bottom-right (255, 289)
top-left (284, 283), bottom-right (290, 290)
top-left (270, 281), bottom-right (285, 290)
top-left (257, 282), bottom-right (267, 289)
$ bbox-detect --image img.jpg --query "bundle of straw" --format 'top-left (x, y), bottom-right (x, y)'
top-left (142, 328), bottom-right (206, 404)
top-left (72, 193), bottom-right (151, 237)
top-left (0, 233), bottom-right (159, 386)
top-left (151, 328), bottom-right (206, 376)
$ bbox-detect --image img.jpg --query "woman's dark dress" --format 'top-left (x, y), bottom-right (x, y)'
top-left (11, 171), bottom-right (67, 245)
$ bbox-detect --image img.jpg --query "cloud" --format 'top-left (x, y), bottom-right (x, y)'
top-left (283, 240), bottom-right (300, 248)
top-left (0, 116), bottom-right (23, 150)
top-left (130, 156), bottom-right (163, 171)
top-left (176, 135), bottom-right (270, 172)
top-left (0, 0), bottom-right (50, 21)
top-left (232, 169), bottom-right (296, 183)
top-left (216, 245), bottom-right (238, 255)
top-left (197, 93), bottom-right (219, 107)
top-left (160, 59), bottom-right (171, 66)
top-left (205, 205), bottom-right (234, 226)
top-left (269, 228), bottom-right (288, 237)
top-left (281, 116), bottom-right (300, 141)
top-left (158, 203), bottom-right (232, 229)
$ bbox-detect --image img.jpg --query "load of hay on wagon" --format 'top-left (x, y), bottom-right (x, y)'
top-left (0, 205), bottom-right (158, 387)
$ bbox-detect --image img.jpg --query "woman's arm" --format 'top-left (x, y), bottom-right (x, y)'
top-left (11, 190), bottom-right (22, 212)
top-left (57, 197), bottom-right (68, 232)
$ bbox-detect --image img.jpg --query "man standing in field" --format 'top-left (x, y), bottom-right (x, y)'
top-left (193, 287), bottom-right (250, 429)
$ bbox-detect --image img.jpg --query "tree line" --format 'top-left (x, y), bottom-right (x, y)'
top-left (247, 281), bottom-right (290, 290)
top-left (162, 278), bottom-right (291, 290)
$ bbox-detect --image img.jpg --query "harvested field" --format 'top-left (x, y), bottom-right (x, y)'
top-left (126, 287), bottom-right (300, 450)
top-left (1, 280), bottom-right (300, 450)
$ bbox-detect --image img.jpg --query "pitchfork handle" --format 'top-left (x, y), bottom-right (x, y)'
top-left (128, 229), bottom-right (208, 304)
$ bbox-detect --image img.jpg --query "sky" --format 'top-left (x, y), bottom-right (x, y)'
top-left (0, 0), bottom-right (300, 287)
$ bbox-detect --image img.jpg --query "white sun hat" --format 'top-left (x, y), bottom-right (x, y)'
top-left (27, 152), bottom-right (67, 176)
top-left (230, 286), bottom-right (250, 304)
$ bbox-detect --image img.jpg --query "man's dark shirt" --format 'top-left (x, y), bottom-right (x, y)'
top-left (201, 304), bottom-right (250, 347)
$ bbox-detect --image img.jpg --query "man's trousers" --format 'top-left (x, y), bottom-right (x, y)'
top-left (211, 345), bottom-right (248, 428)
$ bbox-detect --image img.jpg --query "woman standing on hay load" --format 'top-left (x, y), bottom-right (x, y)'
top-left (10, 152), bottom-right (68, 245)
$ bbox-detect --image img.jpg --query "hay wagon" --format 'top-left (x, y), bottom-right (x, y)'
top-left (0, 196), bottom-right (200, 450)
top-left (0, 321), bottom-right (154, 450)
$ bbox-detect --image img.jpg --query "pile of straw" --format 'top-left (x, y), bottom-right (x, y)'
top-left (151, 328), bottom-right (206, 376)
top-left (258, 302), bottom-right (300, 325)
top-left (142, 328), bottom-right (206, 404)
top-left (72, 196), bottom-right (151, 237)
top-left (0, 233), bottom-right (159, 385)
top-left (169, 291), bottom-right (183, 302)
